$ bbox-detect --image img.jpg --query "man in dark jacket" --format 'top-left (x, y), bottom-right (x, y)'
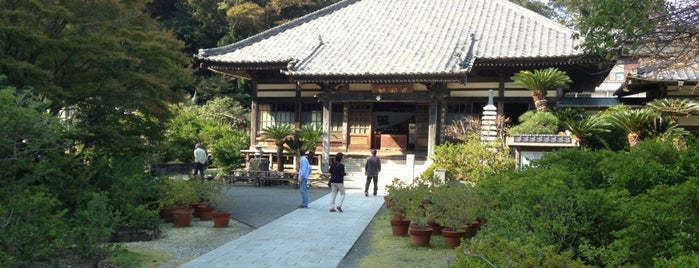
top-left (364, 149), bottom-right (381, 197)
top-left (329, 152), bottom-right (346, 212)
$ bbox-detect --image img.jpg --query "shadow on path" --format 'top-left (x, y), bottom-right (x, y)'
top-left (221, 184), bottom-right (329, 228)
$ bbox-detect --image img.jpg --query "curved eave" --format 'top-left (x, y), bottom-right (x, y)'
top-left (474, 55), bottom-right (609, 67)
top-left (285, 72), bottom-right (469, 84)
top-left (200, 60), bottom-right (290, 72)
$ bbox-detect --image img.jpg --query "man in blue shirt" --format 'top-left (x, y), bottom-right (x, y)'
top-left (297, 149), bottom-right (311, 208)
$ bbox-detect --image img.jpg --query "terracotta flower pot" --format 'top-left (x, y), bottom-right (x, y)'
top-left (442, 229), bottom-right (466, 248)
top-left (198, 205), bottom-right (216, 221)
top-left (390, 218), bottom-right (410, 236)
top-left (408, 225), bottom-right (433, 247)
top-left (213, 210), bottom-right (232, 228)
top-left (464, 222), bottom-right (480, 238)
top-left (189, 201), bottom-right (207, 218)
top-left (159, 207), bottom-right (174, 223)
top-left (427, 221), bottom-right (443, 235)
top-left (171, 207), bottom-right (194, 227)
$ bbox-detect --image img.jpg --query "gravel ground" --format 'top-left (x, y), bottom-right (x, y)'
top-left (120, 219), bottom-right (254, 267)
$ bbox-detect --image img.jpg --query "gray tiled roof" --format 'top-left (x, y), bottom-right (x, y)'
top-left (632, 67), bottom-right (699, 81)
top-left (197, 0), bottom-right (584, 78)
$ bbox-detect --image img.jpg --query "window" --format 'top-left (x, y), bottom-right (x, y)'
top-left (331, 104), bottom-right (344, 132)
top-left (258, 103), bottom-right (295, 131)
top-left (445, 103), bottom-right (473, 123)
top-left (349, 104), bottom-right (371, 134)
top-left (301, 103), bottom-right (321, 126)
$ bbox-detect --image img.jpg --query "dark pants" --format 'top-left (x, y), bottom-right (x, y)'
top-left (365, 176), bottom-right (378, 195)
top-left (194, 162), bottom-right (206, 182)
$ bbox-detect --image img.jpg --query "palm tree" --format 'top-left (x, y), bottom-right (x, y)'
top-left (560, 113), bottom-right (610, 147)
top-left (606, 109), bottom-right (657, 147)
top-left (260, 124), bottom-right (295, 171)
top-left (284, 123), bottom-right (324, 166)
top-left (296, 123), bottom-right (323, 157)
top-left (646, 98), bottom-right (699, 124)
top-left (511, 67), bottom-right (572, 112)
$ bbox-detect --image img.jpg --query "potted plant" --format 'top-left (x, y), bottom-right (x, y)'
top-left (403, 177), bottom-right (435, 247)
top-left (385, 178), bottom-right (411, 236)
top-left (200, 179), bottom-right (235, 228)
top-left (159, 178), bottom-right (200, 227)
top-left (429, 182), bottom-right (484, 248)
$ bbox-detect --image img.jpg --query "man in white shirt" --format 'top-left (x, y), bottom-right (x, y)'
top-left (193, 143), bottom-right (207, 182)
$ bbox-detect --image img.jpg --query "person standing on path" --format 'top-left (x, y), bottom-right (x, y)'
top-left (297, 149), bottom-right (311, 208)
top-left (364, 149), bottom-right (381, 197)
top-left (193, 143), bottom-right (208, 182)
top-left (329, 152), bottom-right (346, 212)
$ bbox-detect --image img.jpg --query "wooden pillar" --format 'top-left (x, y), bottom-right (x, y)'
top-left (498, 71), bottom-right (505, 115)
top-left (250, 97), bottom-right (258, 150)
top-left (321, 97), bottom-right (331, 173)
top-left (426, 82), bottom-right (447, 157)
top-left (427, 101), bottom-right (438, 157)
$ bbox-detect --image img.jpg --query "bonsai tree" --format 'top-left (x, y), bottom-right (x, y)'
top-left (429, 182), bottom-right (483, 232)
top-left (260, 124), bottom-right (295, 171)
top-left (509, 111), bottom-right (559, 135)
top-left (159, 179), bottom-right (200, 209)
top-left (511, 67), bottom-right (572, 112)
top-left (385, 178), bottom-right (411, 219)
top-left (402, 177), bottom-right (436, 229)
top-left (199, 180), bottom-right (234, 212)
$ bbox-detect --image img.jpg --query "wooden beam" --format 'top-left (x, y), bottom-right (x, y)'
top-left (316, 91), bottom-right (433, 102)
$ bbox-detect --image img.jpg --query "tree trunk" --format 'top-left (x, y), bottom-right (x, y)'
top-left (276, 146), bottom-right (284, 171)
top-left (628, 132), bottom-right (640, 147)
top-left (531, 90), bottom-right (548, 112)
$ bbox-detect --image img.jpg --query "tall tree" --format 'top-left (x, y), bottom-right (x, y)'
top-left (549, 0), bottom-right (698, 68)
top-left (0, 0), bottom-right (192, 153)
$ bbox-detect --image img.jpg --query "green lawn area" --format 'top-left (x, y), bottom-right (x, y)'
top-left (355, 207), bottom-right (462, 268)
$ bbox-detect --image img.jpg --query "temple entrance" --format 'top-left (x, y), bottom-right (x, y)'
top-left (371, 103), bottom-right (419, 150)
top-left (348, 103), bottom-right (372, 150)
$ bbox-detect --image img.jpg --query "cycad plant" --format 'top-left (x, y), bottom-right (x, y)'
top-left (284, 123), bottom-right (323, 165)
top-left (260, 124), bottom-right (295, 171)
top-left (554, 109), bottom-right (610, 147)
top-left (646, 98), bottom-right (699, 124)
top-left (511, 67), bottom-right (572, 112)
top-left (606, 108), bottom-right (657, 147)
top-left (296, 123), bottom-right (323, 157)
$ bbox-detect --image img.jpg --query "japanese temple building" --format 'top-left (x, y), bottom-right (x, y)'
top-left (195, 0), bottom-right (614, 171)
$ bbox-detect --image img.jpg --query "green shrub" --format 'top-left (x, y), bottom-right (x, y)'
top-left (471, 139), bottom-right (699, 267)
top-left (0, 189), bottom-right (68, 266)
top-left (599, 140), bottom-right (688, 195)
top-left (509, 111), bottom-right (559, 134)
top-left (69, 192), bottom-right (120, 261)
top-left (423, 134), bottom-right (514, 183)
top-left (455, 237), bottom-right (589, 267)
